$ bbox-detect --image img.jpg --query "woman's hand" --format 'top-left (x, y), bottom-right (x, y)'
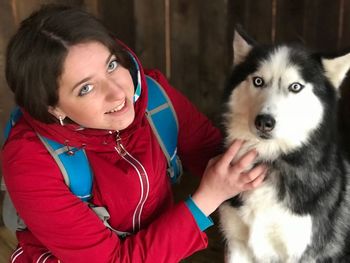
top-left (191, 140), bottom-right (267, 216)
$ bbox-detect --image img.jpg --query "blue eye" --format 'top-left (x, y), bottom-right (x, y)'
top-left (253, 77), bottom-right (264, 88)
top-left (108, 59), bottom-right (118, 72)
top-left (288, 82), bottom-right (304, 93)
top-left (78, 84), bottom-right (93, 96)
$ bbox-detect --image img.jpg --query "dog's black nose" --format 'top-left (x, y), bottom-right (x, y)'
top-left (255, 114), bottom-right (275, 133)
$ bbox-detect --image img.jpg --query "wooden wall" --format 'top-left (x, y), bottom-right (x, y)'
top-left (1, 0), bottom-right (350, 262)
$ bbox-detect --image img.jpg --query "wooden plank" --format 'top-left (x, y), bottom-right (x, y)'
top-left (197, 0), bottom-right (230, 123)
top-left (339, 0), bottom-right (350, 50)
top-left (227, 0), bottom-right (247, 63)
top-left (11, 0), bottom-right (84, 27)
top-left (98, 0), bottom-right (135, 51)
top-left (134, 0), bottom-right (165, 71)
top-left (10, 0), bottom-right (100, 28)
top-left (245, 0), bottom-right (273, 44)
top-left (302, 0), bottom-right (341, 51)
top-left (10, 0), bottom-right (39, 27)
top-left (229, 0), bottom-right (273, 44)
top-left (169, 0), bottom-right (200, 106)
top-left (83, 0), bottom-right (99, 16)
top-left (228, 0), bottom-right (247, 28)
top-left (275, 0), bottom-right (306, 43)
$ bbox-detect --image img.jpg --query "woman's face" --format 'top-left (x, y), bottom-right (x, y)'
top-left (51, 41), bottom-right (135, 131)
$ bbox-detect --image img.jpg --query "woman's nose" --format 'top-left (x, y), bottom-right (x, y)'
top-left (103, 79), bottom-right (124, 101)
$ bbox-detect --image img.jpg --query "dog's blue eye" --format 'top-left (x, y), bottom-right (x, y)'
top-left (253, 77), bottom-right (264, 87)
top-left (288, 82), bottom-right (304, 93)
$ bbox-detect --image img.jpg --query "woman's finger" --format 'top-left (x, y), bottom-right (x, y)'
top-left (240, 164), bottom-right (267, 183)
top-left (217, 139), bottom-right (244, 168)
top-left (230, 149), bottom-right (258, 174)
top-left (245, 166), bottom-right (268, 189)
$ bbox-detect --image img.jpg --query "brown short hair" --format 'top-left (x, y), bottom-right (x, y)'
top-left (6, 4), bottom-right (131, 123)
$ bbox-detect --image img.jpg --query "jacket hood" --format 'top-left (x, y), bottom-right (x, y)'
top-left (21, 41), bottom-right (149, 152)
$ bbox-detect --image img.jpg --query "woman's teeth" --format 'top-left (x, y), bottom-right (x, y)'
top-left (106, 101), bottom-right (125, 113)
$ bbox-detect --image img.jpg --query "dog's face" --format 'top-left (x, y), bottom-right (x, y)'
top-left (224, 30), bottom-right (350, 160)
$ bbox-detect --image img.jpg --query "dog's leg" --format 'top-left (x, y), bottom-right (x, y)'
top-left (248, 211), bottom-right (312, 262)
top-left (225, 241), bottom-right (254, 263)
top-left (248, 226), bottom-right (281, 262)
top-left (220, 203), bottom-right (254, 262)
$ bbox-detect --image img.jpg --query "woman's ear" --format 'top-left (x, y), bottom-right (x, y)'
top-left (48, 106), bottom-right (66, 120)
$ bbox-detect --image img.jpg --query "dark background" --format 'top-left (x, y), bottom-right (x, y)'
top-left (1, 0), bottom-right (350, 262)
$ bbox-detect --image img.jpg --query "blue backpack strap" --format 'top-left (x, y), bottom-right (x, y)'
top-left (36, 134), bottom-right (93, 201)
top-left (4, 106), bottom-right (23, 140)
top-left (145, 76), bottom-right (183, 183)
top-left (3, 107), bottom-right (93, 202)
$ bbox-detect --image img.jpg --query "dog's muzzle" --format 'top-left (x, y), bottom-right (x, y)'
top-left (255, 114), bottom-right (275, 139)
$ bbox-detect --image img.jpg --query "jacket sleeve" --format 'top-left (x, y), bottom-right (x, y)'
top-left (1, 131), bottom-right (209, 263)
top-left (145, 69), bottom-right (223, 177)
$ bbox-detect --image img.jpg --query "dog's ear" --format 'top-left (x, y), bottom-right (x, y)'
top-left (322, 52), bottom-right (350, 89)
top-left (233, 26), bottom-right (254, 66)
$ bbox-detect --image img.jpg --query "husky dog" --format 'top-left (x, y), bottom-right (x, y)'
top-left (219, 29), bottom-right (350, 262)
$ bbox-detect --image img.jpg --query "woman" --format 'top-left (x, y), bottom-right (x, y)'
top-left (1, 5), bottom-right (266, 262)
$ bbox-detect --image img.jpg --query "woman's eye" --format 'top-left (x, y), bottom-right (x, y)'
top-left (78, 84), bottom-right (94, 96)
top-left (288, 82), bottom-right (304, 93)
top-left (107, 59), bottom-right (118, 72)
top-left (252, 77), bottom-right (264, 88)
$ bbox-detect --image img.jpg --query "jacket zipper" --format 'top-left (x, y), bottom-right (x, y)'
top-left (114, 131), bottom-right (149, 233)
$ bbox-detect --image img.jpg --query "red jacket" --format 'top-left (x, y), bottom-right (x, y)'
top-left (2, 52), bottom-right (222, 262)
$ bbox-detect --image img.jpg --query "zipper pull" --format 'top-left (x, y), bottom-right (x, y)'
top-left (115, 131), bottom-right (126, 156)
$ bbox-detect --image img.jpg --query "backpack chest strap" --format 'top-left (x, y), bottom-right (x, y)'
top-left (37, 134), bottom-right (93, 201)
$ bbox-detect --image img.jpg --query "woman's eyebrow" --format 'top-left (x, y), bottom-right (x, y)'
top-left (71, 53), bottom-right (114, 91)
top-left (72, 76), bottom-right (92, 91)
top-left (105, 53), bottom-right (114, 64)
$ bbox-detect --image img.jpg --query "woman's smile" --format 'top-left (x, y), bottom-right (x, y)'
top-left (105, 99), bottom-right (126, 114)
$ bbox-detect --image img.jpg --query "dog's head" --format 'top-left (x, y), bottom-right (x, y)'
top-left (224, 29), bottom-right (350, 160)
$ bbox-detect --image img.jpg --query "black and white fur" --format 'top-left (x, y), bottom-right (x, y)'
top-left (219, 29), bottom-right (350, 262)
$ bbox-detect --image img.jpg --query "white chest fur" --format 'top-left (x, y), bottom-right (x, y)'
top-left (219, 180), bottom-right (312, 263)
